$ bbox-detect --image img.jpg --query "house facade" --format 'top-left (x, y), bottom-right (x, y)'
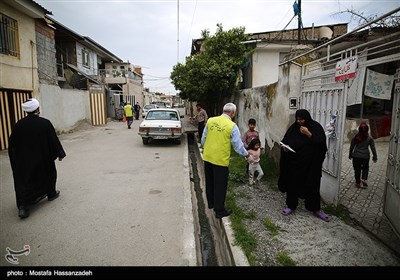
top-left (0, 0), bottom-right (51, 150)
top-left (1, 0), bottom-right (145, 150)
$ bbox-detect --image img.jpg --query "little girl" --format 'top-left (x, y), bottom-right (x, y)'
top-left (246, 138), bottom-right (264, 187)
top-left (349, 122), bottom-right (378, 188)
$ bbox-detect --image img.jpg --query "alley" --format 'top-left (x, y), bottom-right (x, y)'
top-left (0, 119), bottom-right (196, 266)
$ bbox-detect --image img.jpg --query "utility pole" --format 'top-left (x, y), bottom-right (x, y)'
top-left (177, 0), bottom-right (180, 62)
top-left (297, 0), bottom-right (302, 44)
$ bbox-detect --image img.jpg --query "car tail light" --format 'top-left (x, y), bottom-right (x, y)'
top-left (171, 127), bottom-right (181, 133)
top-left (139, 127), bottom-right (150, 133)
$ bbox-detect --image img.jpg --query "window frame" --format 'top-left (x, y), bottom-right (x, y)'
top-left (0, 13), bottom-right (20, 57)
top-left (82, 48), bottom-right (90, 68)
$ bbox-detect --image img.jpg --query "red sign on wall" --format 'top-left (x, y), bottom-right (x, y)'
top-left (335, 56), bottom-right (358, 82)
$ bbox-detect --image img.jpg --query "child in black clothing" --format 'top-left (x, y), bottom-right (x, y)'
top-left (349, 122), bottom-right (378, 188)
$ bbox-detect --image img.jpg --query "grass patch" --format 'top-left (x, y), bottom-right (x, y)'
top-left (259, 153), bottom-right (279, 186)
top-left (225, 190), bottom-right (258, 265)
top-left (276, 252), bottom-right (296, 266)
top-left (262, 217), bottom-right (281, 237)
top-left (322, 203), bottom-right (352, 223)
top-left (226, 149), bottom-right (281, 266)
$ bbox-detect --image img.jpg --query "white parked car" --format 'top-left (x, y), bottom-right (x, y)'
top-left (138, 108), bottom-right (183, 145)
top-left (142, 104), bottom-right (158, 118)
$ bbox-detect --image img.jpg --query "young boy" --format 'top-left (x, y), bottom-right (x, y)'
top-left (242, 119), bottom-right (260, 176)
top-left (242, 118), bottom-right (259, 149)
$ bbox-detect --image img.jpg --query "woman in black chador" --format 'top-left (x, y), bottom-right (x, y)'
top-left (278, 109), bottom-right (329, 222)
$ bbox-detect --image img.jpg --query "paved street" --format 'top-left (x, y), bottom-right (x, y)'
top-left (0, 119), bottom-right (196, 266)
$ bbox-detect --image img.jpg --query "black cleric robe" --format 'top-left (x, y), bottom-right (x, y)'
top-left (8, 114), bottom-right (66, 208)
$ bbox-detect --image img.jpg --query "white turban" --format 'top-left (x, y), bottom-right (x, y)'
top-left (22, 98), bottom-right (40, 112)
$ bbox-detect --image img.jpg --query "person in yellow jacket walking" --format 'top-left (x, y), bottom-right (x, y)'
top-left (124, 101), bottom-right (134, 129)
top-left (201, 103), bottom-right (249, 219)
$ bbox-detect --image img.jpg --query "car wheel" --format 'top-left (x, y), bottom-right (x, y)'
top-left (142, 138), bottom-right (149, 145)
top-left (174, 138), bottom-right (181, 145)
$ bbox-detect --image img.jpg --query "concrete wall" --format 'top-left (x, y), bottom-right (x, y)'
top-left (0, 2), bottom-right (39, 96)
top-left (251, 43), bottom-right (292, 87)
top-left (39, 84), bottom-right (91, 133)
top-left (237, 62), bottom-right (302, 161)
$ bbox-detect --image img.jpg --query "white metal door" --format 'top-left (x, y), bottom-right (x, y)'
top-left (300, 74), bottom-right (346, 205)
top-left (384, 68), bottom-right (400, 237)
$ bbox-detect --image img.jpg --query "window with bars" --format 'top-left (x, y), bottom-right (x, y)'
top-left (0, 13), bottom-right (19, 57)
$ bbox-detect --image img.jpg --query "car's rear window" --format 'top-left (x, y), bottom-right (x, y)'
top-left (146, 111), bottom-right (178, 120)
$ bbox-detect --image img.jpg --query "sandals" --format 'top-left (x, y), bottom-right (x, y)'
top-left (314, 210), bottom-right (330, 222)
top-left (281, 207), bottom-right (293, 216)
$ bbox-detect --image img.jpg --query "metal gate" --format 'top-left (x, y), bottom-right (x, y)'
top-left (301, 65), bottom-right (346, 205)
top-left (301, 31), bottom-right (400, 237)
top-left (90, 92), bottom-right (107, 126)
top-left (384, 69), bottom-right (400, 237)
top-left (0, 89), bottom-right (31, 150)
top-left (108, 91), bottom-right (135, 119)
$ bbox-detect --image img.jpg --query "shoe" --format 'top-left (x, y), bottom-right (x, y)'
top-left (314, 210), bottom-right (330, 222)
top-left (48, 190), bottom-right (60, 201)
top-left (355, 183), bottom-right (361, 188)
top-left (18, 208), bottom-right (30, 219)
top-left (33, 193), bottom-right (47, 204)
top-left (282, 207), bottom-right (293, 216)
top-left (215, 209), bottom-right (232, 219)
top-left (361, 179), bottom-right (368, 187)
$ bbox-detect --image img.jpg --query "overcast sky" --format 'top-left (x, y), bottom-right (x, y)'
top-left (35, 0), bottom-right (399, 95)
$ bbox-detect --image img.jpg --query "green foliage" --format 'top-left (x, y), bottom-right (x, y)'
top-left (225, 185), bottom-right (258, 265)
top-left (259, 152), bottom-right (279, 187)
top-left (276, 252), bottom-right (296, 266)
top-left (171, 24), bottom-right (251, 114)
top-left (262, 217), bottom-right (281, 237)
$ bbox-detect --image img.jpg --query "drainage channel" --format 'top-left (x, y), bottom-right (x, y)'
top-left (187, 133), bottom-right (218, 266)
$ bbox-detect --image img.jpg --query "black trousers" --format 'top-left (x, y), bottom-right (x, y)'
top-left (352, 157), bottom-right (370, 183)
top-left (286, 183), bottom-right (321, 212)
top-left (204, 161), bottom-right (229, 212)
top-left (126, 116), bottom-right (133, 128)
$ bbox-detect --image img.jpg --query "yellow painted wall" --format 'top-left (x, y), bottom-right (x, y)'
top-left (0, 2), bottom-right (39, 97)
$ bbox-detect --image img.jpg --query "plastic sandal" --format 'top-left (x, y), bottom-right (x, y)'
top-left (315, 210), bottom-right (330, 222)
top-left (282, 207), bottom-right (293, 216)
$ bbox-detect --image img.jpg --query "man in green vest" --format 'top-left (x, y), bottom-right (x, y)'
top-left (201, 103), bottom-right (249, 219)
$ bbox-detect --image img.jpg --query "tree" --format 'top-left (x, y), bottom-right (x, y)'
top-left (171, 24), bottom-right (251, 116)
top-left (334, 9), bottom-right (400, 29)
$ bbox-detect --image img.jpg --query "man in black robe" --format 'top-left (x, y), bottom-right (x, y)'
top-left (8, 98), bottom-right (66, 219)
top-left (278, 109), bottom-right (329, 222)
